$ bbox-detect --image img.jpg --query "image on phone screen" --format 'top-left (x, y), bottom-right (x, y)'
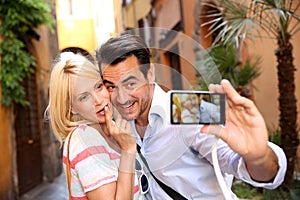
top-left (170, 91), bottom-right (225, 125)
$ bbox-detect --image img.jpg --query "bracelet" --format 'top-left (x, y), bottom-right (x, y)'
top-left (119, 150), bottom-right (136, 173)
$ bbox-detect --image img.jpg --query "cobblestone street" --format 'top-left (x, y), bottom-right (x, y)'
top-left (20, 172), bottom-right (68, 200)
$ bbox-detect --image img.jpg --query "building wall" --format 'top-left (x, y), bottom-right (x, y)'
top-left (0, 98), bottom-right (13, 199)
top-left (152, 0), bottom-right (199, 90)
top-left (122, 0), bottom-right (151, 30)
top-left (113, 0), bottom-right (124, 34)
top-left (179, 0), bottom-right (198, 89)
top-left (32, 25), bottom-right (62, 182)
top-left (153, 0), bottom-right (181, 29)
top-left (181, 0), bottom-right (196, 37)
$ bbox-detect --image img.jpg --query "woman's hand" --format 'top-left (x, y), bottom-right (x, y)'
top-left (104, 106), bottom-right (136, 154)
top-left (87, 106), bottom-right (136, 200)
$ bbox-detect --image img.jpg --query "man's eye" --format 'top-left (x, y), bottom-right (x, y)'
top-left (106, 85), bottom-right (116, 92)
top-left (126, 82), bottom-right (137, 89)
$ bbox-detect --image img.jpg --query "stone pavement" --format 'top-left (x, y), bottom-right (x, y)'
top-left (20, 172), bottom-right (68, 200)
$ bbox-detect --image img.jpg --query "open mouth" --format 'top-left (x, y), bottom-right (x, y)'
top-left (96, 104), bottom-right (108, 115)
top-left (97, 108), bottom-right (104, 114)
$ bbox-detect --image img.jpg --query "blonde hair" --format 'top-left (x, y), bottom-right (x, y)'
top-left (45, 52), bottom-right (101, 146)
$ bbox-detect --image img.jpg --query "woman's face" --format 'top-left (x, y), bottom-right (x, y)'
top-left (183, 97), bottom-right (192, 109)
top-left (71, 75), bottom-right (111, 124)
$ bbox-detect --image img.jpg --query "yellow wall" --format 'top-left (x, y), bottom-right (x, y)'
top-left (56, 0), bottom-right (97, 53)
top-left (57, 19), bottom-right (96, 52)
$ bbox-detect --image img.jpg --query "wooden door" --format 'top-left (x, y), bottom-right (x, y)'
top-left (15, 72), bottom-right (42, 195)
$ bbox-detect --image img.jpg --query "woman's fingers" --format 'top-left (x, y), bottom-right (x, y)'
top-left (106, 108), bottom-right (132, 137)
top-left (114, 115), bottom-right (128, 132)
top-left (103, 106), bottom-right (136, 153)
top-left (104, 106), bottom-right (114, 135)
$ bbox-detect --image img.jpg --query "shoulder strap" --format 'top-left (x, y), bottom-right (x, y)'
top-left (137, 145), bottom-right (187, 200)
top-left (66, 129), bottom-right (76, 200)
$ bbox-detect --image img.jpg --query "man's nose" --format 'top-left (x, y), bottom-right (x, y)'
top-left (114, 87), bottom-right (130, 104)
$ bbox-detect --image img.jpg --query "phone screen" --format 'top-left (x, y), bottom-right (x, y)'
top-left (170, 91), bottom-right (225, 125)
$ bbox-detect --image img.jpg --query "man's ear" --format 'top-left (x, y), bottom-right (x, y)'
top-left (148, 63), bottom-right (155, 82)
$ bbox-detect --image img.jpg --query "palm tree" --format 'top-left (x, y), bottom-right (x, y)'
top-left (196, 0), bottom-right (300, 187)
top-left (196, 43), bottom-right (261, 98)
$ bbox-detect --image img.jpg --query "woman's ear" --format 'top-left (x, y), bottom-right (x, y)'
top-left (147, 63), bottom-right (155, 82)
top-left (71, 107), bottom-right (78, 115)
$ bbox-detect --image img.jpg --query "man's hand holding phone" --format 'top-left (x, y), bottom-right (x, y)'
top-left (201, 79), bottom-right (279, 182)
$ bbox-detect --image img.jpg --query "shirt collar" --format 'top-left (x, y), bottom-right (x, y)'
top-left (148, 83), bottom-right (169, 126)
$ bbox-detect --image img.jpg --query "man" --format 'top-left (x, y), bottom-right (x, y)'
top-left (198, 94), bottom-right (221, 124)
top-left (96, 34), bottom-right (287, 199)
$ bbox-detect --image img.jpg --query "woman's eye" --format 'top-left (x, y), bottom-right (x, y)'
top-left (95, 82), bottom-right (103, 90)
top-left (79, 94), bottom-right (89, 101)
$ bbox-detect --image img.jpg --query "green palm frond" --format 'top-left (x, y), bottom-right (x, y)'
top-left (237, 57), bottom-right (261, 86)
top-left (196, 44), bottom-right (261, 90)
top-left (201, 0), bottom-right (300, 46)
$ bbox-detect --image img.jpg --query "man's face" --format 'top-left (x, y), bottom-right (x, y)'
top-left (101, 55), bottom-right (153, 121)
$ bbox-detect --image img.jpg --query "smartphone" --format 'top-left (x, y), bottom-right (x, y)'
top-left (170, 90), bottom-right (225, 125)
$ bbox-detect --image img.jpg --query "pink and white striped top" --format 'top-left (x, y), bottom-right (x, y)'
top-left (62, 124), bottom-right (144, 199)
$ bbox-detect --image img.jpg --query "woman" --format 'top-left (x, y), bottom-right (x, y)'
top-left (45, 52), bottom-right (149, 199)
top-left (180, 94), bottom-right (199, 123)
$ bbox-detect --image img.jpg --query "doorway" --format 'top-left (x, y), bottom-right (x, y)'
top-left (15, 72), bottom-right (42, 195)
